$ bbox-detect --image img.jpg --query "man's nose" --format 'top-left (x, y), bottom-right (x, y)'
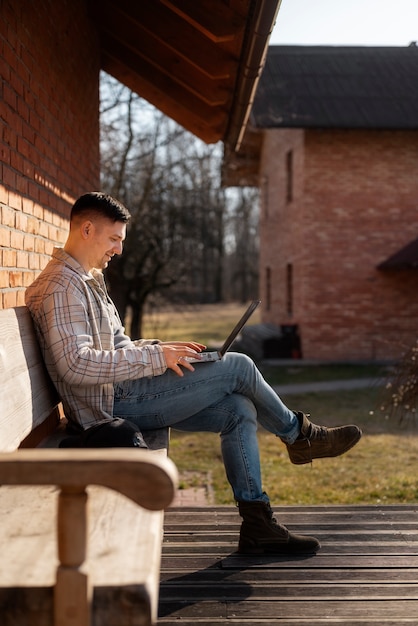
top-left (113, 241), bottom-right (123, 255)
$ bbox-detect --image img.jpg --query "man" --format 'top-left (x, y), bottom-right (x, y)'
top-left (26, 192), bottom-right (362, 555)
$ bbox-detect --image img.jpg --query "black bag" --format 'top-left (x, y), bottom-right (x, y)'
top-left (59, 417), bottom-right (148, 449)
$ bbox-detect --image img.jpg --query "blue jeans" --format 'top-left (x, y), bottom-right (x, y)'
top-left (113, 352), bottom-right (299, 503)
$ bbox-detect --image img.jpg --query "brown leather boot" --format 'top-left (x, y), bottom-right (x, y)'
top-left (238, 500), bottom-right (320, 555)
top-left (283, 412), bottom-right (362, 465)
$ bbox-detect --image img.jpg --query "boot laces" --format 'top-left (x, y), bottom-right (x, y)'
top-left (265, 502), bottom-right (279, 525)
top-left (308, 423), bottom-right (329, 441)
top-left (265, 504), bottom-right (290, 536)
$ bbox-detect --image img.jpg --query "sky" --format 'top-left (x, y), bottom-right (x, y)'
top-left (269, 0), bottom-right (418, 47)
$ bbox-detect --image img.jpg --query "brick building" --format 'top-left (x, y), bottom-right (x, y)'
top-left (0, 0), bottom-right (280, 309)
top-left (223, 45), bottom-right (418, 362)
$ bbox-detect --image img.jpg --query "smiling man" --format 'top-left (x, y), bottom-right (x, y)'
top-left (66, 198), bottom-right (126, 270)
top-left (25, 191), bottom-right (362, 556)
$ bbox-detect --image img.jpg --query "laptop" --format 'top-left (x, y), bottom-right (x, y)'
top-left (186, 299), bottom-right (261, 363)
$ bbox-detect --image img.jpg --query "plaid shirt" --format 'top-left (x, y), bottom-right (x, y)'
top-left (25, 247), bottom-right (166, 429)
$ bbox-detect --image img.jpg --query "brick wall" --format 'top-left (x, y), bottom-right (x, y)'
top-left (0, 0), bottom-right (100, 308)
top-left (259, 128), bottom-right (305, 320)
top-left (260, 128), bottom-right (418, 361)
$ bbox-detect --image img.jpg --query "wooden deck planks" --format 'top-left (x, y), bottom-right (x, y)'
top-left (159, 505), bottom-right (418, 624)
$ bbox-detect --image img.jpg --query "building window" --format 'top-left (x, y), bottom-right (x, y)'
top-left (262, 176), bottom-right (269, 219)
top-left (265, 266), bottom-right (271, 311)
top-left (286, 263), bottom-right (293, 317)
top-left (286, 150), bottom-right (293, 203)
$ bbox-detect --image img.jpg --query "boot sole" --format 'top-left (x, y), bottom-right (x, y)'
top-left (238, 543), bottom-right (321, 555)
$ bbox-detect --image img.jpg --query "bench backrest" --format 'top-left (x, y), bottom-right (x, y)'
top-left (0, 306), bottom-right (60, 452)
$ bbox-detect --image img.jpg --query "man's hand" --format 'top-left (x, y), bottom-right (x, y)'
top-left (160, 341), bottom-right (206, 376)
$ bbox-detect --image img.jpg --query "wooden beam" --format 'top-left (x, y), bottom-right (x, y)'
top-left (103, 53), bottom-right (226, 144)
top-left (161, 0), bottom-right (242, 43)
top-left (99, 0), bottom-right (236, 79)
top-left (101, 30), bottom-right (231, 107)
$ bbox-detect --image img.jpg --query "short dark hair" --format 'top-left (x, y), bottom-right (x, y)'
top-left (70, 192), bottom-right (131, 223)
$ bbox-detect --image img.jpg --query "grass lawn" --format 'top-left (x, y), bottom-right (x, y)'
top-left (142, 301), bottom-right (261, 347)
top-left (143, 303), bottom-right (418, 506)
top-left (170, 385), bottom-right (418, 506)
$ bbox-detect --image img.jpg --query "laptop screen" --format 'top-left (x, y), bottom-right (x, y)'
top-left (219, 300), bottom-right (261, 356)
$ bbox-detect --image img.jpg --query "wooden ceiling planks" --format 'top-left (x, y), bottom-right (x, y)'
top-left (89, 0), bottom-right (281, 148)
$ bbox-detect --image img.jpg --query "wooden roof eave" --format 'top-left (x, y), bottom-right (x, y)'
top-left (90, 0), bottom-right (282, 149)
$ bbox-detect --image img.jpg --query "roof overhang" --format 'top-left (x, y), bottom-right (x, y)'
top-left (88, 0), bottom-right (282, 151)
top-left (378, 237), bottom-right (418, 270)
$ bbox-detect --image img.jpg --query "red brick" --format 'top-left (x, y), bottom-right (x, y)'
top-left (8, 190), bottom-right (21, 210)
top-left (28, 252), bottom-right (40, 270)
top-left (16, 290), bottom-right (26, 306)
top-left (0, 184), bottom-right (8, 204)
top-left (15, 211), bottom-right (28, 231)
top-left (0, 271), bottom-right (9, 289)
top-left (9, 271), bottom-right (22, 287)
top-left (3, 291), bottom-right (18, 308)
top-left (34, 237), bottom-right (46, 254)
top-left (23, 234), bottom-right (35, 252)
top-left (2, 250), bottom-right (16, 267)
top-left (10, 230), bottom-right (24, 249)
top-left (23, 270), bottom-right (36, 287)
top-left (16, 250), bottom-right (28, 268)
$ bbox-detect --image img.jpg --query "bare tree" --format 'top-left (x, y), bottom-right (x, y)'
top-left (225, 187), bottom-right (260, 302)
top-left (99, 73), bottom-right (234, 336)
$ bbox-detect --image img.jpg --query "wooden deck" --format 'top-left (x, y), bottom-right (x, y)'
top-left (159, 505), bottom-right (418, 624)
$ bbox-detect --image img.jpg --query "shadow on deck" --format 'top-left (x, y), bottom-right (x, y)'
top-left (159, 505), bottom-right (418, 625)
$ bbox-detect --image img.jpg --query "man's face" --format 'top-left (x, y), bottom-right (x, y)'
top-left (86, 218), bottom-right (127, 271)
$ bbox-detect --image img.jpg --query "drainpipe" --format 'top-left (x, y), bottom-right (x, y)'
top-left (225, 0), bottom-right (282, 151)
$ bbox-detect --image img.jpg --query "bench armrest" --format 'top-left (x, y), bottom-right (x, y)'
top-left (0, 448), bottom-right (178, 510)
top-left (0, 448), bottom-right (178, 626)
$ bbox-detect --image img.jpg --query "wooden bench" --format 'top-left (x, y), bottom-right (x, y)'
top-left (0, 306), bottom-right (178, 626)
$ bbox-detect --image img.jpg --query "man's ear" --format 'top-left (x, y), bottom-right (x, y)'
top-left (81, 220), bottom-right (93, 240)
